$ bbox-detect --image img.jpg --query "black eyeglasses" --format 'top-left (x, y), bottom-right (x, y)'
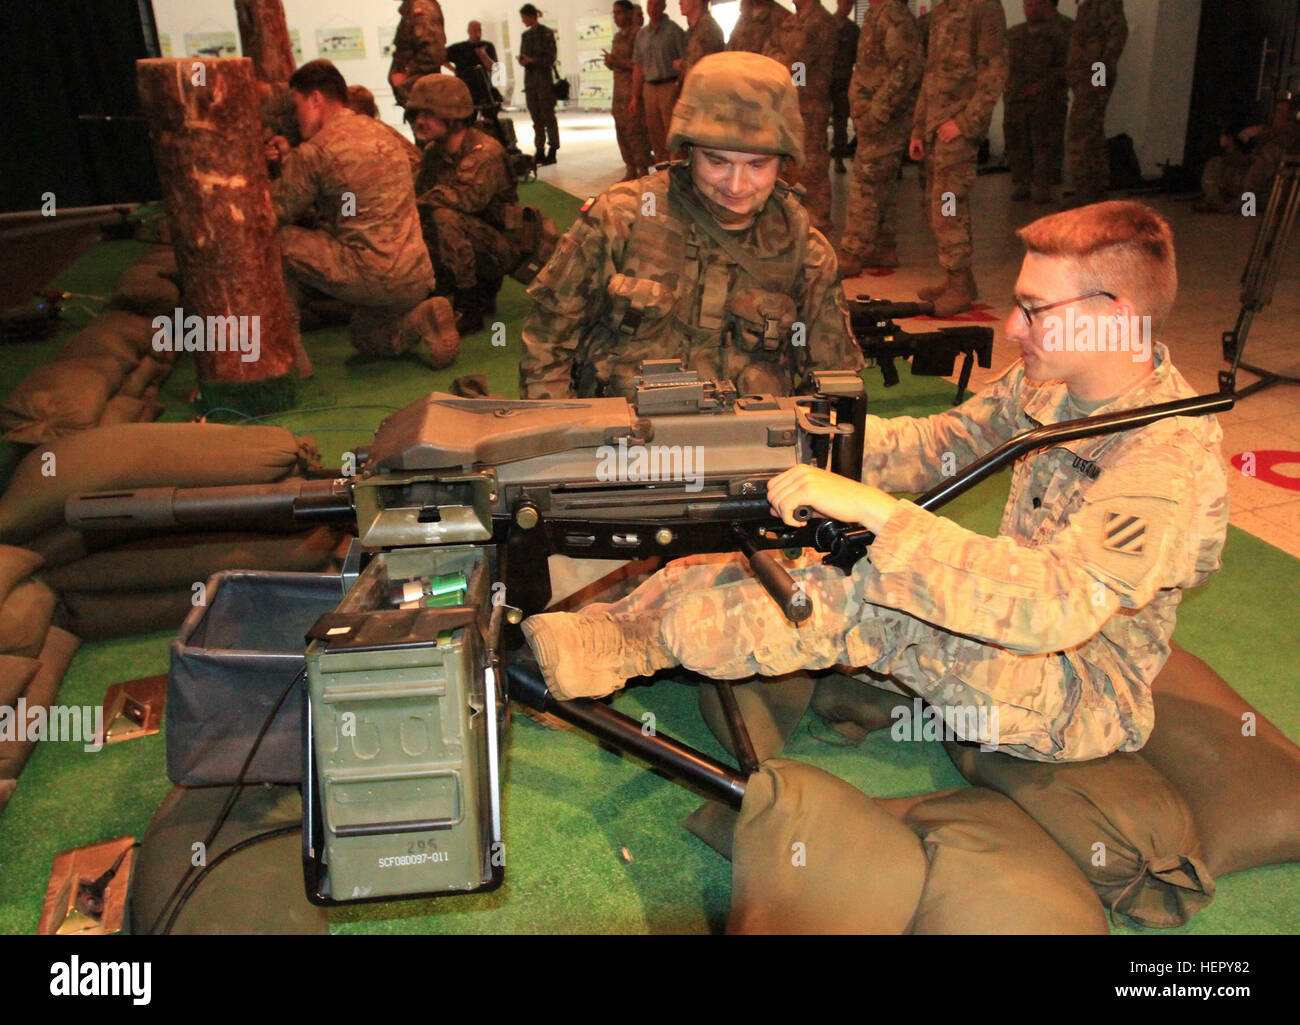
top-left (1014, 290), bottom-right (1117, 326)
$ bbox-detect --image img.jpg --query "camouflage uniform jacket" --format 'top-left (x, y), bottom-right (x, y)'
top-left (272, 109), bottom-right (431, 290)
top-left (521, 24), bottom-right (558, 94)
top-left (911, 0), bottom-right (1008, 140)
top-left (1005, 15), bottom-right (1069, 103)
top-left (1068, 0), bottom-right (1126, 90)
top-left (849, 0), bottom-right (923, 124)
top-left (683, 12), bottom-right (726, 76)
top-left (519, 163), bottom-right (864, 399)
top-left (846, 345), bottom-right (1229, 760)
top-left (390, 0), bottom-right (448, 81)
top-left (831, 14), bottom-right (859, 87)
top-left (609, 24), bottom-right (638, 100)
top-left (414, 126), bottom-right (517, 227)
top-left (775, 3), bottom-right (838, 98)
top-left (726, 2), bottom-right (790, 60)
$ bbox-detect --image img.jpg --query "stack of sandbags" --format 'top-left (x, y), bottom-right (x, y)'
top-left (0, 543), bottom-right (81, 811)
top-left (0, 422), bottom-right (349, 642)
top-left (0, 305), bottom-right (174, 446)
top-left (107, 245), bottom-right (183, 319)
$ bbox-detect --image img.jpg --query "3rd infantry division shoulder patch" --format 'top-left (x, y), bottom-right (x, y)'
top-left (1103, 511), bottom-right (1147, 556)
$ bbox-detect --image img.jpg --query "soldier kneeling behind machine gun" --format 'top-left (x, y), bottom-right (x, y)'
top-left (65, 202), bottom-right (1232, 925)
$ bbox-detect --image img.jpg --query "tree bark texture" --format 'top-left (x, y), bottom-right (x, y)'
top-left (235, 0), bottom-right (296, 84)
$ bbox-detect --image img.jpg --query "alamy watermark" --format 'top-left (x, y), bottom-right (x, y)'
top-left (152, 308), bottom-right (260, 363)
top-left (1, 700), bottom-right (103, 753)
top-left (890, 697), bottom-right (1000, 751)
top-left (1040, 308), bottom-right (1152, 363)
top-left (595, 437), bottom-right (704, 493)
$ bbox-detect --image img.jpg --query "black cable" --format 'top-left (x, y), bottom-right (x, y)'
top-left (145, 666), bottom-right (306, 935)
top-left (161, 824), bottom-right (303, 935)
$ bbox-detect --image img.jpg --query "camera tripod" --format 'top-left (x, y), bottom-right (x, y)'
top-left (1220, 154), bottom-right (1300, 399)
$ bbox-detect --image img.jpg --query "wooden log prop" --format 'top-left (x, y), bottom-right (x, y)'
top-left (136, 58), bottom-right (305, 414)
top-left (235, 0), bottom-right (296, 85)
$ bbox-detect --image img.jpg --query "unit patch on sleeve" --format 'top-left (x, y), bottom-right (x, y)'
top-left (1102, 511), bottom-right (1147, 556)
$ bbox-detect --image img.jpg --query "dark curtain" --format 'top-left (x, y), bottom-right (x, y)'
top-left (0, 0), bottom-right (160, 213)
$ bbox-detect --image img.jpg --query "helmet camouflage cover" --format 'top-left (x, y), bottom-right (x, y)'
top-left (405, 74), bottom-right (475, 118)
top-left (667, 52), bottom-right (805, 166)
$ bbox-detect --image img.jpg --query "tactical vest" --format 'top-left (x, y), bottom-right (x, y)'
top-left (578, 163), bottom-right (811, 399)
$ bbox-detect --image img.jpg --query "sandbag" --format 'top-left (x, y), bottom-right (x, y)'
top-left (136, 246), bottom-right (178, 274)
top-left (118, 356), bottom-right (169, 399)
top-left (0, 357), bottom-right (127, 445)
top-left (0, 422), bottom-right (313, 545)
top-left (98, 396), bottom-right (146, 427)
top-left (129, 783), bottom-right (328, 935)
top-left (0, 655), bottom-right (41, 710)
top-left (55, 588), bottom-right (196, 641)
top-left (0, 626), bottom-right (79, 779)
top-left (878, 787), bottom-right (1109, 934)
top-left (0, 778), bottom-right (15, 814)
top-left (810, 670), bottom-right (908, 742)
top-left (0, 579), bottom-right (57, 658)
top-left (945, 741), bottom-right (1215, 928)
top-left (0, 546), bottom-right (45, 602)
top-left (57, 329), bottom-right (142, 369)
top-left (108, 264), bottom-right (181, 318)
top-left (42, 527), bottom-right (344, 593)
top-left (729, 759), bottom-right (928, 934)
top-left (62, 311), bottom-right (156, 360)
top-left (1142, 645), bottom-right (1300, 878)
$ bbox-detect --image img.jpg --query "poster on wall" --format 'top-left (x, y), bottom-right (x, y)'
top-left (184, 31), bottom-right (238, 59)
top-left (289, 29), bottom-right (303, 65)
top-left (159, 33), bottom-right (173, 58)
top-left (316, 27), bottom-right (366, 60)
top-left (380, 25), bottom-right (397, 59)
top-left (576, 15), bottom-right (613, 108)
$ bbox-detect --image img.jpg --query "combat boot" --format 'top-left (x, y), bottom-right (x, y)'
top-left (836, 247), bottom-right (865, 278)
top-left (402, 296), bottom-right (460, 369)
top-left (917, 273), bottom-right (948, 302)
top-left (522, 608), bottom-right (674, 700)
top-left (930, 268), bottom-right (977, 319)
top-left (865, 245), bottom-right (899, 269)
top-left (452, 289), bottom-right (485, 336)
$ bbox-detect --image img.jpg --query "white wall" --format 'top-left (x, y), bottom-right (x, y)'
top-left (151, 0), bottom-right (1203, 173)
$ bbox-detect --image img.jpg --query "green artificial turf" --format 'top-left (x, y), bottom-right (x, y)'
top-left (1, 182), bottom-right (1298, 935)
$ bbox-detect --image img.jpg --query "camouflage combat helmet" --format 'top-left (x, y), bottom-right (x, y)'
top-left (405, 74), bottom-right (475, 118)
top-left (667, 52), bottom-right (805, 166)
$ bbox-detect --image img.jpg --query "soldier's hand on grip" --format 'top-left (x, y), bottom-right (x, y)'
top-left (767, 465), bottom-right (899, 532)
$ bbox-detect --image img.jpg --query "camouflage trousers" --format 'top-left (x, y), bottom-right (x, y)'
top-left (641, 81), bottom-right (679, 165)
top-left (788, 97), bottom-right (832, 234)
top-left (841, 115), bottom-right (910, 256)
top-left (612, 92), bottom-right (653, 170)
top-left (592, 550), bottom-right (1135, 761)
top-left (280, 225), bottom-right (432, 357)
top-left (1067, 85), bottom-right (1112, 200)
top-left (420, 205), bottom-right (518, 293)
top-left (921, 133), bottom-right (979, 272)
top-left (1004, 97), bottom-right (1065, 195)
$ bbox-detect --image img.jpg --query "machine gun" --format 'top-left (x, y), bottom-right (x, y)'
top-left (65, 359), bottom-right (1234, 914)
top-left (848, 297), bottom-right (995, 405)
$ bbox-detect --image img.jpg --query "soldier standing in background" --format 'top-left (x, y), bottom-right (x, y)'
top-left (389, 0), bottom-right (448, 107)
top-left (837, 0), bottom-right (922, 277)
top-left (408, 75), bottom-right (520, 336)
top-left (908, 0), bottom-right (1007, 317)
top-left (830, 0), bottom-right (860, 175)
top-left (726, 0), bottom-right (789, 59)
top-left (1067, 0), bottom-right (1127, 206)
top-left (677, 0), bottom-right (725, 81)
top-left (607, 0), bottom-right (654, 180)
top-left (631, 0), bottom-right (687, 166)
top-left (775, 0), bottom-right (838, 236)
top-left (1004, 0), bottom-right (1069, 204)
top-left (519, 3), bottom-right (561, 166)
top-left (519, 52), bottom-right (863, 401)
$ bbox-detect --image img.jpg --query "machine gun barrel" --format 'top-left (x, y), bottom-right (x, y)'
top-left (848, 299), bottom-right (935, 326)
top-left (64, 478), bottom-right (354, 533)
